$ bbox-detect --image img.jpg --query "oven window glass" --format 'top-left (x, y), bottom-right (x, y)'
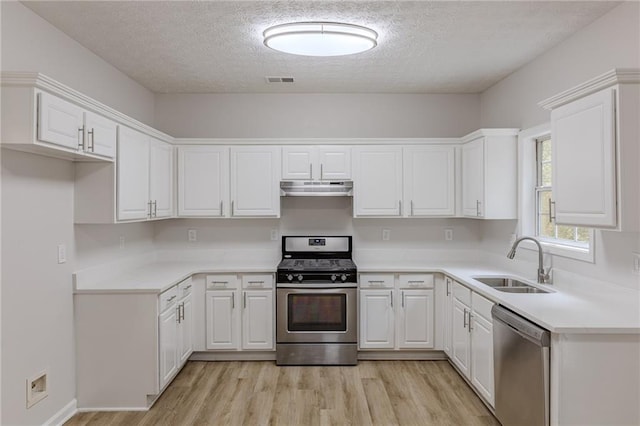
top-left (287, 294), bottom-right (347, 331)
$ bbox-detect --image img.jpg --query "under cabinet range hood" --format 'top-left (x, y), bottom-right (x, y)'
top-left (280, 181), bottom-right (353, 197)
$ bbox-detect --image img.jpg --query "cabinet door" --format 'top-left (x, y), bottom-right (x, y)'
top-left (230, 146), bottom-right (281, 217)
top-left (318, 146), bottom-right (351, 180)
top-left (403, 146), bottom-right (455, 216)
top-left (205, 290), bottom-right (239, 350)
top-left (242, 290), bottom-right (274, 350)
top-left (443, 277), bottom-right (453, 357)
top-left (471, 312), bottom-right (494, 406)
top-left (159, 305), bottom-right (178, 389)
top-left (552, 88), bottom-right (616, 227)
top-left (397, 289), bottom-right (434, 349)
top-left (353, 146), bottom-right (403, 217)
top-left (149, 139), bottom-right (174, 218)
top-left (178, 295), bottom-right (193, 365)
top-left (84, 111), bottom-right (117, 158)
top-left (178, 146), bottom-right (229, 217)
top-left (359, 289), bottom-right (394, 349)
top-left (37, 92), bottom-right (84, 150)
top-left (282, 146), bottom-right (314, 180)
top-left (117, 127), bottom-right (150, 221)
top-left (462, 138), bottom-right (484, 217)
top-left (451, 298), bottom-right (471, 379)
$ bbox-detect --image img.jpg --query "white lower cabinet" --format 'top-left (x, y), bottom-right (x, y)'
top-left (443, 276), bottom-right (454, 357)
top-left (206, 273), bottom-right (275, 351)
top-left (449, 279), bottom-right (495, 407)
top-left (158, 299), bottom-right (178, 389)
top-left (359, 273), bottom-right (435, 350)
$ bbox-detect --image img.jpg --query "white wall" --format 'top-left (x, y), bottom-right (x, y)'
top-left (154, 197), bottom-right (484, 265)
top-left (479, 2), bottom-right (640, 288)
top-left (1, 2), bottom-right (156, 424)
top-left (154, 93), bottom-right (480, 138)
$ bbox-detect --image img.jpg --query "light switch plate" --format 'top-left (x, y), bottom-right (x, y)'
top-left (188, 229), bottom-right (197, 242)
top-left (57, 244), bottom-right (66, 264)
top-left (270, 228), bottom-right (278, 241)
top-left (444, 228), bottom-right (453, 241)
top-left (382, 229), bottom-right (390, 241)
top-left (633, 252), bottom-right (640, 275)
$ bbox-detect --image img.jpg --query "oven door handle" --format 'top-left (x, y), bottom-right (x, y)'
top-left (276, 283), bottom-right (357, 289)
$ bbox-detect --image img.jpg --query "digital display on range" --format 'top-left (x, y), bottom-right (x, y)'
top-left (308, 238), bottom-right (326, 246)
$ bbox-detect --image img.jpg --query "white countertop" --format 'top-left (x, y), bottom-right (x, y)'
top-left (74, 259), bottom-right (640, 334)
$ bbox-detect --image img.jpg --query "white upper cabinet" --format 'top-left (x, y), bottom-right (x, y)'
top-left (37, 91), bottom-right (85, 150)
top-left (353, 146), bottom-right (403, 217)
top-left (282, 145), bottom-right (351, 180)
top-left (117, 127), bottom-right (151, 221)
top-left (461, 130), bottom-right (518, 219)
top-left (84, 111), bottom-right (117, 159)
top-left (541, 69), bottom-right (640, 231)
top-left (230, 146), bottom-right (281, 217)
top-left (403, 145), bottom-right (455, 217)
top-left (149, 139), bottom-right (174, 219)
top-left (178, 146), bottom-right (229, 217)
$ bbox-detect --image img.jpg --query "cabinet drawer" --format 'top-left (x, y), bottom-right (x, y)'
top-left (398, 274), bottom-right (434, 288)
top-left (453, 281), bottom-right (472, 306)
top-left (206, 274), bottom-right (239, 290)
top-left (471, 291), bottom-right (494, 322)
top-left (159, 286), bottom-right (178, 312)
top-left (359, 273), bottom-right (394, 288)
top-left (242, 274), bottom-right (274, 289)
top-left (178, 277), bottom-right (193, 299)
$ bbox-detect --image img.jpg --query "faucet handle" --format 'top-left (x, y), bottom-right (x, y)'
top-left (540, 268), bottom-right (552, 284)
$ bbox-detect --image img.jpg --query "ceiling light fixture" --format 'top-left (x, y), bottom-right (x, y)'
top-left (263, 22), bottom-right (378, 57)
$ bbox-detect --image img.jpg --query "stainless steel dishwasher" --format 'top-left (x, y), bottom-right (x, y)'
top-left (492, 305), bottom-right (551, 426)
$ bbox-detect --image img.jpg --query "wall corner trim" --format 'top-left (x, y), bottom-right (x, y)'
top-left (42, 398), bottom-right (77, 426)
top-left (538, 68), bottom-right (640, 110)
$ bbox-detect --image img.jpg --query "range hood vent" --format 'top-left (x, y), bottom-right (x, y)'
top-left (280, 181), bottom-right (353, 197)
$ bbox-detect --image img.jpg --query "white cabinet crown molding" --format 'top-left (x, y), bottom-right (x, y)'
top-left (172, 137), bottom-right (460, 146)
top-left (538, 68), bottom-right (640, 110)
top-left (460, 128), bottom-right (519, 144)
top-left (1, 71), bottom-right (173, 143)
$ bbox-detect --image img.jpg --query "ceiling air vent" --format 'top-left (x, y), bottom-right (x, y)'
top-left (266, 76), bottom-right (295, 83)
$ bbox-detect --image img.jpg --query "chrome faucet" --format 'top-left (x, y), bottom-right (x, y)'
top-left (507, 237), bottom-right (551, 284)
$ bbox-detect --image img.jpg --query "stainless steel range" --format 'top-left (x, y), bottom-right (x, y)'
top-left (276, 236), bottom-right (357, 366)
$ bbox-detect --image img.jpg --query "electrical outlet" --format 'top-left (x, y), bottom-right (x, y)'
top-left (270, 228), bottom-right (278, 241)
top-left (633, 253), bottom-right (640, 275)
top-left (57, 244), bottom-right (66, 264)
top-left (188, 229), bottom-right (197, 242)
top-left (119, 236), bottom-right (125, 249)
top-left (26, 370), bottom-right (48, 408)
top-left (382, 229), bottom-right (391, 241)
top-left (444, 228), bottom-right (453, 241)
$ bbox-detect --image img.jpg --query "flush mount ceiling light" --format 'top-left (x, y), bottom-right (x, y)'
top-left (263, 22), bottom-right (378, 57)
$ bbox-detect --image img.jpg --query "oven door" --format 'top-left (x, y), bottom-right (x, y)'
top-left (276, 287), bottom-right (357, 344)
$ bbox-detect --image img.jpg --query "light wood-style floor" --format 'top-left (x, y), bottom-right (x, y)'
top-left (65, 360), bottom-right (499, 426)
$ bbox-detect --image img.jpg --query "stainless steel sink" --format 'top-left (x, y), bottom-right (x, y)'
top-left (472, 276), bottom-right (552, 294)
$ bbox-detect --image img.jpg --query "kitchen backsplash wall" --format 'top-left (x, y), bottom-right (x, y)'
top-left (153, 197), bottom-right (484, 265)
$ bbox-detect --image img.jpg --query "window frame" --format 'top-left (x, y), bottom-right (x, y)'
top-left (518, 123), bottom-right (595, 263)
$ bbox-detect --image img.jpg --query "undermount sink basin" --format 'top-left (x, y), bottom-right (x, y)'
top-left (472, 276), bottom-right (552, 294)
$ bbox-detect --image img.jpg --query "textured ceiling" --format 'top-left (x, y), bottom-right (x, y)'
top-left (23, 1), bottom-right (619, 94)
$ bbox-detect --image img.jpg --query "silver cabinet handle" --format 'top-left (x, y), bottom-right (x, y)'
top-left (87, 128), bottom-right (95, 152)
top-left (310, 163), bottom-right (313, 180)
top-left (185, 284), bottom-right (192, 290)
top-left (167, 295), bottom-right (177, 302)
top-left (320, 163), bottom-right (323, 180)
top-left (407, 280), bottom-right (423, 284)
top-left (220, 200), bottom-right (223, 216)
top-left (390, 291), bottom-right (393, 308)
top-left (176, 305), bottom-right (181, 323)
top-left (399, 200), bottom-right (402, 215)
top-left (468, 313), bottom-right (473, 332)
top-left (231, 293), bottom-right (235, 309)
top-left (446, 279), bottom-right (451, 296)
top-left (181, 302), bottom-right (185, 321)
top-left (77, 126), bottom-right (85, 150)
top-left (476, 200), bottom-right (482, 217)
top-left (247, 281), bottom-right (264, 287)
top-left (548, 199), bottom-right (556, 223)
top-left (153, 200), bottom-right (157, 217)
top-left (243, 292), bottom-right (247, 309)
top-left (401, 290), bottom-right (405, 308)
top-left (231, 200), bottom-right (234, 216)
top-left (410, 200), bottom-right (414, 216)
top-left (368, 280), bottom-right (385, 287)
top-left (463, 308), bottom-right (468, 328)
top-left (148, 200), bottom-right (153, 218)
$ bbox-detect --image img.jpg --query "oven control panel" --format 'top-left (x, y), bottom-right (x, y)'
top-left (277, 272), bottom-right (356, 284)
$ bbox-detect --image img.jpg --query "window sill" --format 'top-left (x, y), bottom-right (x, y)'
top-left (519, 238), bottom-right (595, 263)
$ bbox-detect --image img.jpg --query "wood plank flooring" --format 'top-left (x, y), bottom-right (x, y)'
top-left (65, 360), bottom-right (499, 426)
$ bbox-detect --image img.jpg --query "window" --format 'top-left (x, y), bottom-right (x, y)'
top-left (517, 124), bottom-right (594, 263)
top-left (535, 136), bottom-right (591, 248)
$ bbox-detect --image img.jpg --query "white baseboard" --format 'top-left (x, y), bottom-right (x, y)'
top-left (44, 399), bottom-right (77, 426)
top-left (357, 350), bottom-right (447, 360)
top-left (190, 351), bottom-right (276, 361)
top-left (77, 406), bottom-right (148, 412)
